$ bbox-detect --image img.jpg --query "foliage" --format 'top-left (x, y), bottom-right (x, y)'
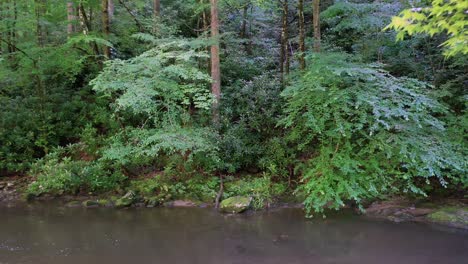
top-left (321, 1), bottom-right (401, 53)
top-left (27, 144), bottom-right (126, 196)
top-left (281, 53), bottom-right (466, 215)
top-left (386, 0), bottom-right (468, 57)
top-left (224, 175), bottom-right (287, 209)
top-left (101, 127), bottom-right (220, 174)
top-left (92, 38), bottom-right (213, 127)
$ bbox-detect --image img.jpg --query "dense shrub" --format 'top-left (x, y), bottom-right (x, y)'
top-left (281, 53), bottom-right (466, 215)
top-left (28, 145), bottom-right (126, 196)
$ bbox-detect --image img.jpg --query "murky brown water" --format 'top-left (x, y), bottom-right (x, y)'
top-left (0, 205), bottom-right (467, 264)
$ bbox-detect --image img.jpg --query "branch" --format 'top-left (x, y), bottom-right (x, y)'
top-left (118, 0), bottom-right (145, 32)
top-left (0, 38), bottom-right (37, 63)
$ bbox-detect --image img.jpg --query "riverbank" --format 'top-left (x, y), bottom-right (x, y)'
top-left (1, 176), bottom-right (467, 230)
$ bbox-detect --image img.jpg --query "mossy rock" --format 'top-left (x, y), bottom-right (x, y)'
top-left (115, 191), bottom-right (136, 208)
top-left (220, 196), bottom-right (252, 214)
top-left (65, 201), bottom-right (82, 208)
top-left (82, 200), bottom-right (100, 208)
top-left (97, 199), bottom-right (112, 207)
top-left (145, 197), bottom-right (160, 208)
top-left (427, 207), bottom-right (468, 229)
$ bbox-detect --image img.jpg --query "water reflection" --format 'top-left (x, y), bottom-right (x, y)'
top-left (0, 205), bottom-right (467, 264)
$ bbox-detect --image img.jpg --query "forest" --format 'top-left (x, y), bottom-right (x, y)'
top-left (0, 0), bottom-right (466, 216)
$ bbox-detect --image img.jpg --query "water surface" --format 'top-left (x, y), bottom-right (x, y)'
top-left (1, 205), bottom-right (467, 264)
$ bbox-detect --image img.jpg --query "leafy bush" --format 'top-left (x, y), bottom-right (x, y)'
top-left (129, 175), bottom-right (219, 202)
top-left (224, 175), bottom-right (287, 209)
top-left (27, 145), bottom-right (126, 196)
top-left (101, 127), bottom-right (220, 174)
top-left (92, 38), bottom-right (220, 175)
top-left (281, 53), bottom-right (466, 215)
top-left (219, 73), bottom-right (284, 172)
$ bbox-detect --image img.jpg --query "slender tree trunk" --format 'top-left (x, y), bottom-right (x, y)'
top-left (280, 0), bottom-right (289, 83)
top-left (67, 2), bottom-right (75, 35)
top-left (210, 0), bottom-right (221, 124)
top-left (35, 0), bottom-right (46, 47)
top-left (240, 4), bottom-right (253, 55)
top-left (6, 0), bottom-right (13, 53)
top-left (78, 3), bottom-right (101, 59)
top-left (101, 0), bottom-right (110, 58)
top-left (240, 5), bottom-right (247, 38)
top-left (298, 0), bottom-right (306, 70)
top-left (0, 2), bottom-right (4, 55)
top-left (313, 0), bottom-right (321, 53)
top-left (108, 0), bottom-right (114, 21)
top-left (153, 0), bottom-right (160, 17)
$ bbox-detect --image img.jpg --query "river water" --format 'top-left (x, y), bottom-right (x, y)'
top-left (0, 205), bottom-right (467, 264)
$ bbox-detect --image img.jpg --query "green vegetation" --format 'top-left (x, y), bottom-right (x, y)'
top-left (0, 0), bottom-right (466, 216)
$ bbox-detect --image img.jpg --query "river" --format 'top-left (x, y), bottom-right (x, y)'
top-left (1, 204), bottom-right (467, 264)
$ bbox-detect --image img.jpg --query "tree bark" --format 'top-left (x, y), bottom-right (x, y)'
top-left (153, 0), bottom-right (160, 17)
top-left (102, 0), bottom-right (110, 58)
top-left (35, 0), bottom-right (46, 47)
top-left (298, 0), bottom-right (306, 70)
top-left (210, 0), bottom-right (221, 124)
top-left (108, 0), bottom-right (114, 21)
top-left (280, 0), bottom-right (289, 83)
top-left (240, 4), bottom-right (248, 38)
top-left (78, 3), bottom-right (101, 58)
top-left (0, 2), bottom-right (4, 55)
top-left (313, 0), bottom-right (321, 53)
top-left (67, 2), bottom-right (75, 35)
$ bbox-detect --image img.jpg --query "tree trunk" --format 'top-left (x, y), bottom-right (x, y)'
top-left (67, 2), bottom-right (75, 35)
top-left (210, 0), bottom-right (221, 124)
top-left (78, 3), bottom-right (101, 59)
top-left (280, 0), bottom-right (289, 83)
top-left (153, 0), bottom-right (160, 17)
top-left (240, 4), bottom-right (247, 38)
top-left (313, 0), bottom-right (321, 53)
top-left (0, 2), bottom-right (4, 55)
top-left (298, 0), bottom-right (306, 70)
top-left (102, 0), bottom-right (110, 58)
top-left (108, 0), bottom-right (114, 22)
top-left (12, 0), bottom-right (17, 51)
top-left (35, 0), bottom-right (46, 47)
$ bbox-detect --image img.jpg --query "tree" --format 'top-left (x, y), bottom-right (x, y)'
top-left (386, 0), bottom-right (468, 57)
top-left (35, 0), bottom-right (47, 47)
top-left (280, 0), bottom-right (289, 83)
top-left (102, 0), bottom-right (110, 58)
top-left (312, 0), bottom-right (320, 52)
top-left (67, 2), bottom-right (75, 35)
top-left (210, 0), bottom-right (221, 124)
top-left (298, 0), bottom-right (305, 70)
top-left (108, 0), bottom-right (115, 21)
top-left (153, 0), bottom-right (161, 17)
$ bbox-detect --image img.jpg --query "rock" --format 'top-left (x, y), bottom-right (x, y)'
top-left (115, 191), bottom-right (136, 208)
top-left (97, 199), bottom-right (112, 207)
top-left (82, 200), bottom-right (100, 208)
top-left (0, 182), bottom-right (5, 190)
top-left (65, 201), bottom-right (82, 208)
top-left (427, 207), bottom-right (468, 229)
top-left (173, 200), bottom-right (196, 207)
top-left (163, 200), bottom-right (197, 207)
top-left (145, 197), bottom-right (161, 208)
top-left (364, 199), bottom-right (435, 223)
top-left (220, 196), bottom-right (252, 214)
top-left (23, 193), bottom-right (36, 202)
